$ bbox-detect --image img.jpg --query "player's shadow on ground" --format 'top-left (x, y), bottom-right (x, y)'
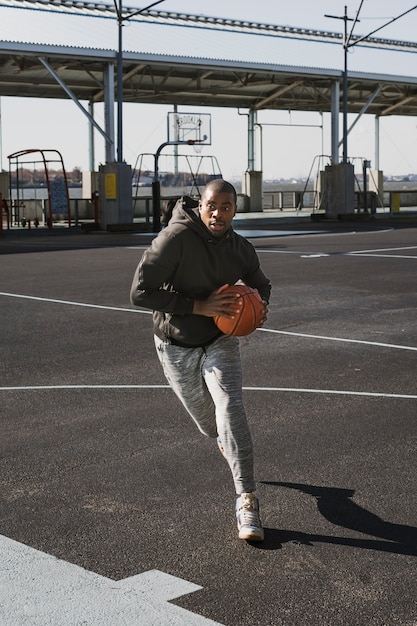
top-left (255, 481), bottom-right (417, 556)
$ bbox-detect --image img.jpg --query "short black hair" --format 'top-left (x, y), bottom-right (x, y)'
top-left (201, 179), bottom-right (237, 204)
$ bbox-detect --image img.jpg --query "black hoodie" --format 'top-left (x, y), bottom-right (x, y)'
top-left (130, 199), bottom-right (271, 347)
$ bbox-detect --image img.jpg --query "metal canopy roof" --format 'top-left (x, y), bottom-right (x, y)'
top-left (1, 42), bottom-right (417, 117)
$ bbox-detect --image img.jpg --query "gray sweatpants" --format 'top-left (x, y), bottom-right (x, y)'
top-left (154, 334), bottom-right (255, 494)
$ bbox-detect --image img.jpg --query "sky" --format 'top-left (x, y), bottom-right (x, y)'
top-left (1, 0), bottom-right (417, 180)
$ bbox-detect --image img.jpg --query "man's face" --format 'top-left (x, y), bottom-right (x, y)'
top-left (198, 189), bottom-right (237, 238)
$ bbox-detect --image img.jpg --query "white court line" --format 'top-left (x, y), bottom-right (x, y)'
top-left (257, 242), bottom-right (417, 258)
top-left (257, 249), bottom-right (308, 254)
top-left (258, 327), bottom-right (417, 352)
top-left (0, 384), bottom-right (415, 399)
top-left (347, 244), bottom-right (417, 260)
top-left (60, 240), bottom-right (410, 262)
top-left (244, 386), bottom-right (417, 400)
top-left (0, 291), bottom-right (152, 315)
top-left (347, 253), bottom-right (417, 260)
top-left (1, 291), bottom-right (416, 352)
top-left (349, 245), bottom-right (417, 255)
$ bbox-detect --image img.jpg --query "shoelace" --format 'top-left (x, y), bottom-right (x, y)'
top-left (237, 495), bottom-right (261, 527)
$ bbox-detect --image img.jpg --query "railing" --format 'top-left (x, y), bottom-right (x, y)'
top-left (262, 189), bottom-right (417, 212)
top-left (262, 191), bottom-right (315, 210)
top-left (2, 188), bottom-right (417, 231)
top-left (1, 198), bottom-right (94, 227)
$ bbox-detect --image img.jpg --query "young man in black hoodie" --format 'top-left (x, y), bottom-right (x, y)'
top-left (130, 179), bottom-right (271, 541)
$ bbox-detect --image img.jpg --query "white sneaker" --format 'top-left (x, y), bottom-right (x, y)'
top-left (235, 492), bottom-right (264, 541)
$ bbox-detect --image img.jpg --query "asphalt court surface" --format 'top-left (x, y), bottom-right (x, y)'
top-left (1, 221), bottom-right (416, 625)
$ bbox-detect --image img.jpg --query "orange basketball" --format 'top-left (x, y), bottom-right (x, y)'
top-left (213, 285), bottom-right (264, 337)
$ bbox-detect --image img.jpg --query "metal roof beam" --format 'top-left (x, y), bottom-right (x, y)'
top-left (338, 84), bottom-right (382, 147)
top-left (254, 80), bottom-right (302, 109)
top-left (38, 56), bottom-right (111, 142)
top-left (380, 95), bottom-right (417, 116)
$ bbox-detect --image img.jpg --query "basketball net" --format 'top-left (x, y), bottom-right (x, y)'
top-left (186, 138), bottom-right (205, 155)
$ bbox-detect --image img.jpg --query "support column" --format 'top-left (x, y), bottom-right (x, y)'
top-left (88, 100), bottom-right (95, 172)
top-left (331, 80), bottom-right (340, 165)
top-left (103, 63), bottom-right (115, 164)
top-left (375, 115), bottom-right (380, 171)
top-left (242, 108), bottom-right (263, 212)
top-left (247, 108), bottom-right (256, 171)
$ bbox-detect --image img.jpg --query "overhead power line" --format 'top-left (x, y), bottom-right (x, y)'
top-left (2, 0), bottom-right (417, 52)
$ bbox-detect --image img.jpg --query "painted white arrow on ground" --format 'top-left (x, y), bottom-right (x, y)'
top-left (0, 535), bottom-right (224, 625)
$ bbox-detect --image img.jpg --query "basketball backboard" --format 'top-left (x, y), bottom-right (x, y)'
top-left (167, 112), bottom-right (211, 145)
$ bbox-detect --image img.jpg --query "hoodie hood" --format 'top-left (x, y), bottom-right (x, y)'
top-left (169, 198), bottom-right (233, 243)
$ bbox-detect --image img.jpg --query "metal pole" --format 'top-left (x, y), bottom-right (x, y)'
top-left (114, 1), bottom-right (166, 165)
top-left (330, 80), bottom-right (340, 164)
top-left (103, 64), bottom-right (115, 163)
top-left (0, 96), bottom-right (2, 172)
top-left (325, 7), bottom-right (354, 164)
top-left (88, 100), bottom-right (95, 171)
top-left (248, 109), bottom-right (255, 171)
top-left (117, 0), bottom-right (123, 163)
top-left (363, 159), bottom-right (367, 213)
top-left (152, 141), bottom-right (170, 233)
top-left (173, 104), bottom-right (178, 176)
top-left (375, 115), bottom-right (380, 171)
top-left (342, 5), bottom-right (348, 164)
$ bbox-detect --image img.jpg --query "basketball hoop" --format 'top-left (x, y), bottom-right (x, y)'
top-left (168, 113), bottom-right (211, 147)
top-left (188, 138), bottom-right (204, 154)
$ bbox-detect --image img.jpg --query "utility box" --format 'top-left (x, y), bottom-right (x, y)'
top-left (82, 171), bottom-right (100, 199)
top-left (98, 162), bottom-right (133, 229)
top-left (391, 192), bottom-right (401, 213)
